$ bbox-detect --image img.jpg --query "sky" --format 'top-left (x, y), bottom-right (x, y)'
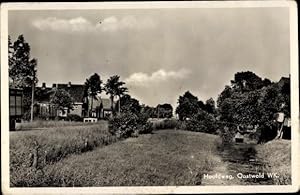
top-left (8, 8), bottom-right (290, 108)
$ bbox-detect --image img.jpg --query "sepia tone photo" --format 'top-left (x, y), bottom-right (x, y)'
top-left (1, 1), bottom-right (299, 194)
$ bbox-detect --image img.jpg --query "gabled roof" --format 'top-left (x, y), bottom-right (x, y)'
top-left (56, 84), bottom-right (85, 103)
top-left (88, 97), bottom-right (115, 110)
top-left (35, 83), bottom-right (85, 103)
top-left (35, 87), bottom-right (53, 103)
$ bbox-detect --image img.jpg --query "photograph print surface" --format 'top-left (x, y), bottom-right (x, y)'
top-left (1, 1), bottom-right (299, 194)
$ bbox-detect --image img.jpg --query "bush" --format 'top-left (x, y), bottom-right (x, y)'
top-left (108, 112), bottom-right (151, 138)
top-left (149, 118), bottom-right (179, 130)
top-left (139, 121), bottom-right (153, 134)
top-left (66, 114), bottom-right (82, 122)
top-left (218, 124), bottom-right (236, 143)
top-left (185, 110), bottom-right (217, 134)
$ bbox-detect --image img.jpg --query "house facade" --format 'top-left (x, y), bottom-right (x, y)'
top-left (34, 82), bottom-right (114, 120)
top-left (87, 96), bottom-right (116, 119)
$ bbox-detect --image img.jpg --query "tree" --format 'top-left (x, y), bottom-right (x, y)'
top-left (9, 35), bottom-right (38, 121)
top-left (205, 98), bottom-right (216, 114)
top-left (176, 91), bottom-right (199, 120)
top-left (230, 71), bottom-right (264, 92)
top-left (217, 85), bottom-right (232, 108)
top-left (84, 73), bottom-right (102, 117)
top-left (141, 105), bottom-right (156, 118)
top-left (50, 89), bottom-right (73, 115)
top-left (119, 94), bottom-right (141, 115)
top-left (217, 72), bottom-right (290, 142)
top-left (156, 104), bottom-right (173, 118)
top-left (104, 75), bottom-right (128, 115)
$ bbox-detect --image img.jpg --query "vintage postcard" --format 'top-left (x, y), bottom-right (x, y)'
top-left (1, 1), bottom-right (299, 194)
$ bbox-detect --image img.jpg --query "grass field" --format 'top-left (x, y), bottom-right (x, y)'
top-left (10, 129), bottom-right (221, 187)
top-left (10, 121), bottom-right (118, 186)
top-left (11, 121), bottom-right (290, 187)
top-left (256, 139), bottom-right (291, 185)
top-left (16, 120), bottom-right (105, 130)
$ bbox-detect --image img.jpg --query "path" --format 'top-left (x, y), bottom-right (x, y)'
top-left (202, 142), bottom-right (274, 185)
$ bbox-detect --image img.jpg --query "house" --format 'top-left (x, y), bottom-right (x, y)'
top-left (234, 132), bottom-right (244, 143)
top-left (35, 82), bottom-right (85, 119)
top-left (34, 82), bottom-right (115, 120)
top-left (88, 96), bottom-right (116, 119)
top-left (9, 88), bottom-right (23, 130)
top-left (55, 82), bottom-right (85, 117)
top-left (34, 83), bottom-right (58, 119)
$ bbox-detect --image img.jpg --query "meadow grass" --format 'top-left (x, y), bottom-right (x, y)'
top-left (148, 118), bottom-right (180, 130)
top-left (256, 139), bottom-right (291, 185)
top-left (16, 120), bottom-right (105, 130)
top-left (10, 121), bottom-right (119, 186)
top-left (28, 130), bottom-right (222, 187)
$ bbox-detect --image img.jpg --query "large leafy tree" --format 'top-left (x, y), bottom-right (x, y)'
top-left (50, 88), bottom-right (73, 115)
top-left (9, 35), bottom-right (38, 88)
top-left (205, 98), bottom-right (216, 114)
top-left (84, 73), bottom-right (102, 116)
top-left (119, 94), bottom-right (141, 115)
top-left (141, 105), bottom-right (156, 118)
top-left (104, 75), bottom-right (128, 115)
top-left (176, 91), bottom-right (199, 120)
top-left (9, 35), bottom-right (38, 121)
top-left (217, 71), bottom-right (290, 142)
top-left (156, 104), bottom-right (173, 118)
top-left (230, 71), bottom-right (265, 92)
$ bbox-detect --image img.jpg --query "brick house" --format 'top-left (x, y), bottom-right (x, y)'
top-left (35, 82), bottom-right (114, 120)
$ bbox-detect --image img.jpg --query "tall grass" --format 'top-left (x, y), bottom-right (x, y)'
top-left (10, 122), bottom-right (118, 186)
top-left (16, 120), bottom-right (105, 130)
top-left (256, 139), bottom-right (291, 185)
top-left (15, 130), bottom-right (222, 187)
top-left (148, 118), bottom-right (179, 130)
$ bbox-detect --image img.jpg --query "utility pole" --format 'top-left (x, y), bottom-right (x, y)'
top-left (30, 69), bottom-right (35, 122)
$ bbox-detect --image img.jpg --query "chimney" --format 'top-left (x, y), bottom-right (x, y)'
top-left (52, 83), bottom-right (57, 88)
top-left (68, 81), bottom-right (71, 88)
top-left (42, 82), bottom-right (46, 90)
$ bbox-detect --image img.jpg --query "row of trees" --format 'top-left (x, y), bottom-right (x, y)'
top-left (217, 71), bottom-right (290, 142)
top-left (176, 91), bottom-right (216, 121)
top-left (175, 71), bottom-right (290, 141)
top-left (9, 35), bottom-right (290, 142)
top-left (83, 73), bottom-right (128, 117)
top-left (8, 35), bottom-right (171, 120)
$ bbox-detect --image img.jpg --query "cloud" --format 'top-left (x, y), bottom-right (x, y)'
top-left (32, 16), bottom-right (156, 33)
top-left (125, 69), bottom-right (191, 87)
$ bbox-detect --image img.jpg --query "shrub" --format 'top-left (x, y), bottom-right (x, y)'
top-left (176, 120), bottom-right (187, 130)
top-left (185, 110), bottom-right (217, 134)
top-left (139, 121), bottom-right (153, 134)
top-left (108, 112), bottom-right (138, 138)
top-left (218, 125), bottom-right (236, 143)
top-left (108, 112), bottom-right (151, 138)
top-left (66, 114), bottom-right (83, 122)
top-left (148, 118), bottom-right (179, 131)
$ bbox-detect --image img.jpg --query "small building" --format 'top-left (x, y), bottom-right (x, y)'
top-left (9, 88), bottom-right (23, 130)
top-left (88, 96), bottom-right (115, 119)
top-left (35, 82), bottom-right (85, 119)
top-left (234, 132), bottom-right (244, 143)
